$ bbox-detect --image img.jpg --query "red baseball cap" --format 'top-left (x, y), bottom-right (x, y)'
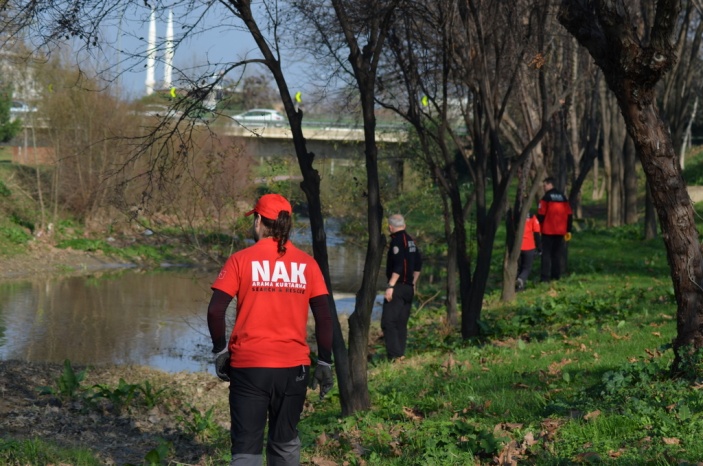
top-left (245, 193), bottom-right (293, 220)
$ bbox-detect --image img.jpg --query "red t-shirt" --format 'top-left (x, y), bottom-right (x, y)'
top-left (521, 215), bottom-right (541, 251)
top-left (211, 238), bottom-right (329, 368)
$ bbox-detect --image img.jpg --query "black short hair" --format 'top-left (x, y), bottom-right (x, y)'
top-left (543, 176), bottom-right (555, 185)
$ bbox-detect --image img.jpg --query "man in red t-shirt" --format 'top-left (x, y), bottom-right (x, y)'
top-left (537, 177), bottom-right (573, 282)
top-left (206, 193), bottom-right (333, 466)
top-left (516, 212), bottom-right (541, 291)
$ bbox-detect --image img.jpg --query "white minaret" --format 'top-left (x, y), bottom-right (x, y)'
top-left (164, 9), bottom-right (174, 89)
top-left (145, 8), bottom-right (157, 95)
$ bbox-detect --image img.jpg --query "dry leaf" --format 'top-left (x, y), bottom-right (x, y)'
top-left (494, 422), bottom-right (523, 433)
top-left (548, 358), bottom-right (573, 375)
top-left (652, 332), bottom-right (661, 337)
top-left (583, 410), bottom-right (601, 421)
top-left (442, 354), bottom-right (455, 370)
top-left (311, 456), bottom-right (338, 466)
top-left (402, 406), bottom-right (423, 421)
top-left (316, 432), bottom-right (328, 446)
top-left (662, 437), bottom-right (681, 445)
top-left (494, 440), bottom-right (523, 466)
top-left (523, 431), bottom-right (538, 446)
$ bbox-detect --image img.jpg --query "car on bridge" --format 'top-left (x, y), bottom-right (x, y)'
top-left (10, 101), bottom-right (37, 114)
top-left (232, 108), bottom-right (286, 127)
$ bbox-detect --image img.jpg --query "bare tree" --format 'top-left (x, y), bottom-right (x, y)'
top-left (450, 0), bottom-right (563, 334)
top-left (659, 0), bottom-right (703, 156)
top-left (290, 0), bottom-right (401, 413)
top-left (377, 0), bottom-right (466, 325)
top-left (560, 0), bottom-right (703, 374)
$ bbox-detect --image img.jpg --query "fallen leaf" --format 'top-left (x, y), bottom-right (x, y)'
top-left (494, 440), bottom-right (524, 466)
top-left (652, 332), bottom-right (661, 337)
top-left (548, 358), bottom-right (573, 375)
top-left (442, 354), bottom-right (455, 370)
top-left (311, 456), bottom-right (338, 466)
top-left (402, 406), bottom-right (423, 421)
top-left (494, 422), bottom-right (523, 433)
top-left (662, 437), bottom-right (680, 445)
top-left (583, 410), bottom-right (601, 421)
top-left (523, 431), bottom-right (538, 446)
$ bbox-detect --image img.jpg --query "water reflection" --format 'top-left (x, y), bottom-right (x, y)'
top-left (0, 237), bottom-right (383, 373)
top-left (0, 270), bottom-right (215, 373)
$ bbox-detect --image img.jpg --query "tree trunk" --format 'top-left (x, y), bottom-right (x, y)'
top-left (644, 181), bottom-right (658, 239)
top-left (560, 0), bottom-right (703, 374)
top-left (623, 135), bottom-right (639, 225)
top-left (443, 195), bottom-right (459, 326)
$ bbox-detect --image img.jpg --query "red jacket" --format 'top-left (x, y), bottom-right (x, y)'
top-left (538, 189), bottom-right (573, 235)
top-left (521, 214), bottom-right (541, 251)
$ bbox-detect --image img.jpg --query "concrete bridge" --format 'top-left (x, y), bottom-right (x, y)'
top-left (216, 123), bottom-right (413, 190)
top-left (219, 123), bottom-right (408, 161)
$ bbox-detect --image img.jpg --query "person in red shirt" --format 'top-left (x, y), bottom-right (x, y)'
top-left (537, 177), bottom-right (573, 282)
top-left (206, 193), bottom-right (333, 466)
top-left (516, 211), bottom-right (541, 291)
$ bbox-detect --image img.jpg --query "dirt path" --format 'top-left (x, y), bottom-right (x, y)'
top-left (0, 360), bottom-right (230, 465)
top-left (1, 240), bottom-right (135, 281)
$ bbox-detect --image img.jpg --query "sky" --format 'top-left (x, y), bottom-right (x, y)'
top-left (89, 2), bottom-right (311, 101)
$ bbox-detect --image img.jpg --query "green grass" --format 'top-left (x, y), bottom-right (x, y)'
top-left (0, 438), bottom-right (102, 466)
top-left (292, 222), bottom-right (702, 465)
top-left (0, 146), bottom-right (12, 163)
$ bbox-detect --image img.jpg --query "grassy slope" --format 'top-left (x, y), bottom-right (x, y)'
top-left (299, 223), bottom-right (695, 465)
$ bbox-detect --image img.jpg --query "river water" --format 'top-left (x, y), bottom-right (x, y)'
top-left (0, 223), bottom-right (386, 373)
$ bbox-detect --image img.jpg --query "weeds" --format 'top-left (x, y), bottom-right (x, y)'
top-left (177, 404), bottom-right (220, 442)
top-left (138, 380), bottom-right (168, 409)
top-left (37, 359), bottom-right (87, 399)
top-left (91, 378), bottom-right (140, 413)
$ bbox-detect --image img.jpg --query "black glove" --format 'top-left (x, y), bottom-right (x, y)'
top-left (310, 361), bottom-right (334, 399)
top-left (214, 348), bottom-right (230, 382)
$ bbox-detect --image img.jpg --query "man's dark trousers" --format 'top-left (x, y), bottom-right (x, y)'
top-left (381, 283), bottom-right (414, 359)
top-left (540, 234), bottom-right (565, 282)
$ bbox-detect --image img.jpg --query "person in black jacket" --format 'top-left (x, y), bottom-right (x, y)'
top-left (382, 214), bottom-right (422, 361)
